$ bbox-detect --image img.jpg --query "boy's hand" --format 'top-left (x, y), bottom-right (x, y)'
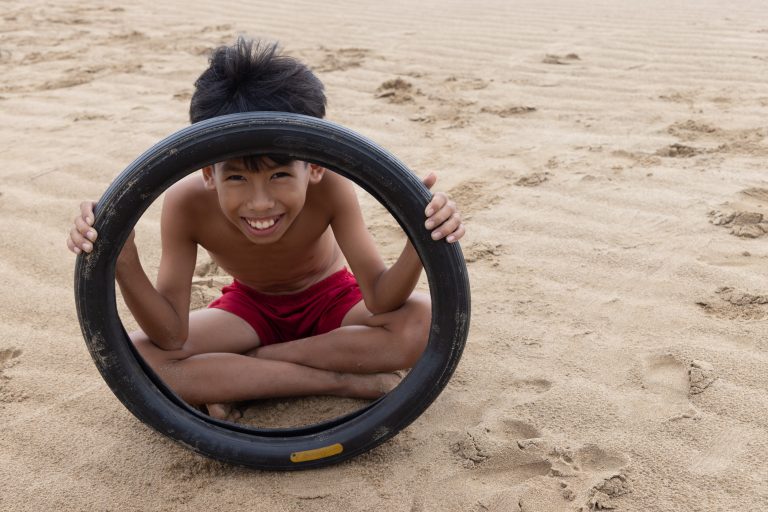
top-left (67, 201), bottom-right (137, 259)
top-left (67, 201), bottom-right (98, 254)
top-left (422, 172), bottom-right (465, 243)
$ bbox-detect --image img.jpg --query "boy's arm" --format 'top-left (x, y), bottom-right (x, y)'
top-left (330, 172), bottom-right (464, 315)
top-left (116, 187), bottom-right (197, 350)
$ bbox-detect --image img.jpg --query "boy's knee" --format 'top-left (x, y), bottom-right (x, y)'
top-left (397, 295), bottom-right (431, 367)
top-left (130, 330), bottom-right (153, 357)
top-left (130, 331), bottom-right (157, 364)
top-left (129, 331), bottom-right (177, 375)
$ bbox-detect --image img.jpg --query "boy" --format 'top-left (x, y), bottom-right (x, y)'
top-left (67, 38), bottom-right (465, 420)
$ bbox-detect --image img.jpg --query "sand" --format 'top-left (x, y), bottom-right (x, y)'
top-left (2, 0), bottom-right (768, 510)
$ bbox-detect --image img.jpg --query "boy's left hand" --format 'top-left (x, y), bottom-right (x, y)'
top-left (422, 172), bottom-right (465, 243)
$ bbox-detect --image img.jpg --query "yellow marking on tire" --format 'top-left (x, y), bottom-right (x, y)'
top-left (290, 443), bottom-right (344, 463)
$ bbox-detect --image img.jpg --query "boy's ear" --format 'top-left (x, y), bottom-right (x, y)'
top-left (202, 166), bottom-right (217, 190)
top-left (307, 163), bottom-right (326, 184)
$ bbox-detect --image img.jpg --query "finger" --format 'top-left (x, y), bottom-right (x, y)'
top-left (425, 192), bottom-right (447, 217)
top-left (421, 172), bottom-right (437, 190)
top-left (80, 201), bottom-right (96, 226)
top-left (74, 215), bottom-right (97, 242)
top-left (425, 198), bottom-right (456, 229)
top-left (70, 226), bottom-right (93, 253)
top-left (430, 212), bottom-right (462, 240)
top-left (66, 237), bottom-right (81, 254)
top-left (446, 223), bottom-right (465, 243)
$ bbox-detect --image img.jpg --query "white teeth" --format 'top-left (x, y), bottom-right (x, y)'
top-left (246, 217), bottom-right (276, 230)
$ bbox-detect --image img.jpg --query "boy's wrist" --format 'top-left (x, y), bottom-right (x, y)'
top-left (116, 245), bottom-right (140, 274)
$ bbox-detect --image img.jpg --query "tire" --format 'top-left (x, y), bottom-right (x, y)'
top-left (74, 112), bottom-right (470, 470)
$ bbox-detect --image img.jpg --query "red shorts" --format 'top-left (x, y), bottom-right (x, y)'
top-left (208, 268), bottom-right (363, 345)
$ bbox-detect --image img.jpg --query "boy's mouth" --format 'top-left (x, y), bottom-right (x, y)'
top-left (242, 214), bottom-right (283, 235)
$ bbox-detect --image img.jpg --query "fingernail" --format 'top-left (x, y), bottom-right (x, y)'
top-left (74, 246), bottom-right (81, 254)
top-left (425, 207), bottom-right (434, 216)
top-left (425, 220), bottom-right (434, 229)
top-left (86, 230), bottom-right (96, 241)
top-left (83, 242), bottom-right (93, 252)
top-left (432, 231), bottom-right (441, 240)
top-left (87, 217), bottom-right (93, 225)
top-left (447, 235), bottom-right (456, 243)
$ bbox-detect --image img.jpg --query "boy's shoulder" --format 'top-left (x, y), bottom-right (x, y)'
top-left (307, 170), bottom-right (355, 209)
top-left (161, 174), bottom-right (221, 237)
top-left (166, 173), bottom-right (211, 207)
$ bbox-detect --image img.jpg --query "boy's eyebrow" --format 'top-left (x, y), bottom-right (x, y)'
top-left (219, 156), bottom-right (292, 172)
top-left (219, 161), bottom-right (250, 172)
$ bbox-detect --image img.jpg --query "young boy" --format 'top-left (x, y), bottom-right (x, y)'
top-left (67, 37), bottom-right (465, 420)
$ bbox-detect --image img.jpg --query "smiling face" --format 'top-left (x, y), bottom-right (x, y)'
top-left (202, 156), bottom-right (325, 244)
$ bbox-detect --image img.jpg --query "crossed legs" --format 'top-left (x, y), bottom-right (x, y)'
top-left (131, 292), bottom-right (430, 418)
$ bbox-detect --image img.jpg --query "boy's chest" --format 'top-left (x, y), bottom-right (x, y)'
top-left (194, 207), bottom-right (342, 291)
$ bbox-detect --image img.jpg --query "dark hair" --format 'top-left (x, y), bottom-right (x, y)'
top-left (189, 37), bottom-right (326, 124)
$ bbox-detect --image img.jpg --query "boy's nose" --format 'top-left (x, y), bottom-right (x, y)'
top-left (246, 188), bottom-right (275, 211)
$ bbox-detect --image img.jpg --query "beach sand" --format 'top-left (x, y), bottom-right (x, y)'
top-left (2, 0), bottom-right (768, 510)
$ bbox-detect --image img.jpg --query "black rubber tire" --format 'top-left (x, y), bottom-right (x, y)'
top-left (74, 112), bottom-right (470, 470)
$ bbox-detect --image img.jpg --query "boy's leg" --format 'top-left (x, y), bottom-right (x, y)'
top-left (251, 292), bottom-right (431, 373)
top-left (132, 308), bottom-right (401, 411)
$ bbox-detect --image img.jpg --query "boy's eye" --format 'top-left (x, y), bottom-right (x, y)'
top-left (271, 172), bottom-right (290, 179)
top-left (226, 174), bottom-right (245, 181)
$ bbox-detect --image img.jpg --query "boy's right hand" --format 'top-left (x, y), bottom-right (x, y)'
top-left (67, 201), bottom-right (98, 255)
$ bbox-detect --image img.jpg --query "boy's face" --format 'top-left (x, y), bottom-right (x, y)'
top-left (202, 156), bottom-right (325, 244)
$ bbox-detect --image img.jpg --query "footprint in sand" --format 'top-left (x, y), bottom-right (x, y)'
top-left (448, 178), bottom-right (502, 216)
top-left (449, 419), bottom-right (550, 477)
top-left (664, 121), bottom-right (767, 156)
top-left (0, 348), bottom-right (24, 403)
top-left (542, 53), bottom-right (581, 65)
top-left (69, 112), bottom-right (112, 122)
top-left (503, 419), bottom-right (543, 440)
top-left (34, 62), bottom-right (143, 92)
top-left (515, 439), bottom-right (631, 511)
top-left (697, 286), bottom-right (768, 321)
top-left (610, 149), bottom-right (663, 168)
top-left (634, 353), bottom-right (719, 421)
top-left (0, 348), bottom-right (22, 368)
top-left (443, 75), bottom-right (490, 91)
top-left (643, 354), bottom-right (690, 399)
top-left (506, 377), bottom-right (553, 394)
top-left (374, 77), bottom-right (416, 104)
top-left (314, 47), bottom-right (370, 73)
top-left (688, 360), bottom-right (717, 395)
top-left (689, 425), bottom-right (756, 476)
top-left (630, 354), bottom-right (698, 421)
top-left (666, 119), bottom-right (719, 141)
top-left (464, 242), bottom-right (504, 266)
top-left (710, 210), bottom-right (768, 238)
top-left (515, 172), bottom-right (550, 187)
top-left (709, 187), bottom-right (768, 238)
top-left (164, 453), bottom-right (232, 481)
top-left (658, 90), bottom-right (697, 105)
top-left (444, 406), bottom-right (632, 512)
top-left (654, 143), bottom-right (706, 158)
top-left (481, 105), bottom-right (537, 118)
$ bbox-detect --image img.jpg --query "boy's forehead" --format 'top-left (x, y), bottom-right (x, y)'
top-left (217, 156), bottom-right (303, 171)
top-left (218, 158), bottom-right (256, 170)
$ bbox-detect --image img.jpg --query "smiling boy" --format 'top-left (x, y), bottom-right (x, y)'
top-left (67, 38), bottom-right (464, 420)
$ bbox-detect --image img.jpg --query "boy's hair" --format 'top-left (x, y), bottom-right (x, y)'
top-left (189, 37), bottom-right (326, 124)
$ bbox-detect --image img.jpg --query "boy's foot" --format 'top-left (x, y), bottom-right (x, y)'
top-left (206, 402), bottom-right (243, 421)
top-left (203, 372), bottom-right (403, 418)
top-left (340, 371), bottom-right (403, 399)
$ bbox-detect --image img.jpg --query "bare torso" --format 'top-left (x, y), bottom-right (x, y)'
top-left (175, 173), bottom-right (346, 294)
